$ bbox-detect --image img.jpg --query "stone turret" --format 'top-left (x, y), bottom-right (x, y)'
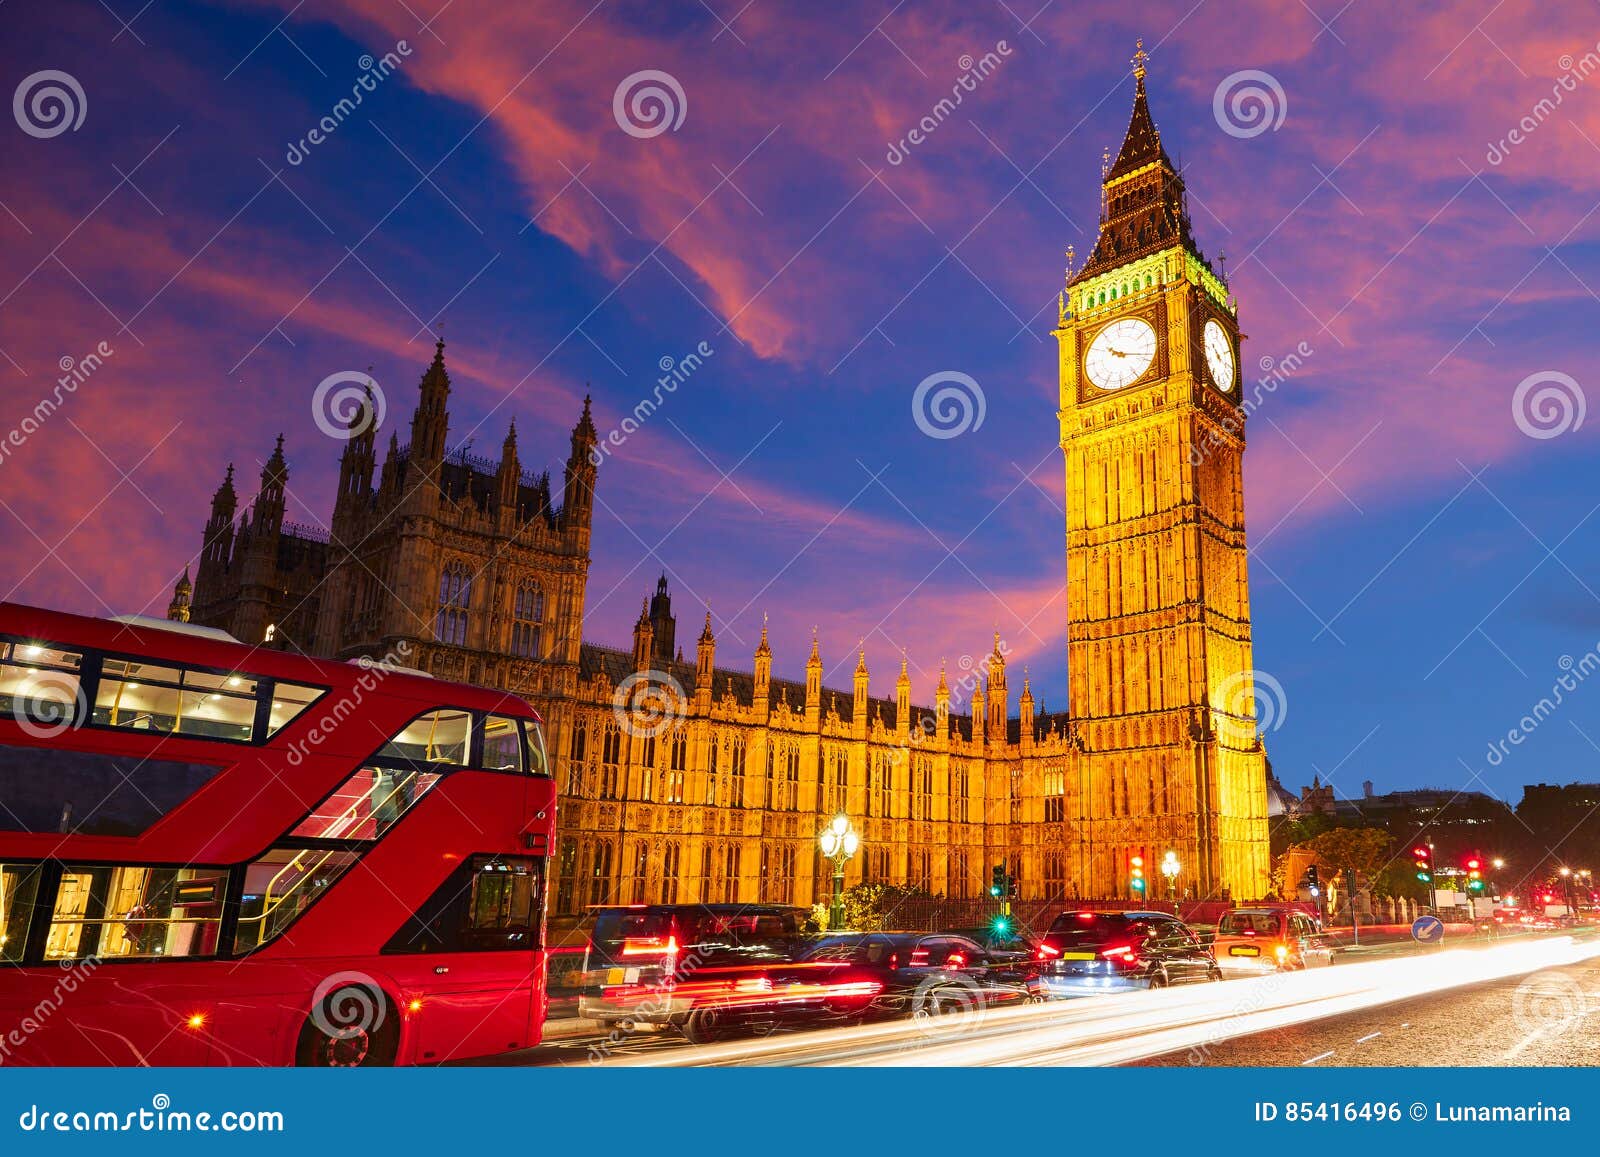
top-left (409, 339), bottom-right (451, 465)
top-left (166, 567), bottom-right (192, 623)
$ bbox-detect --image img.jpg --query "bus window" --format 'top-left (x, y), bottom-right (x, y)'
top-left (1, 864), bottom-right (42, 963)
top-left (46, 866), bottom-right (227, 960)
top-left (287, 766), bottom-right (443, 840)
top-left (233, 847), bottom-right (360, 954)
top-left (0, 643), bottom-right (82, 729)
top-left (379, 709), bottom-right (471, 764)
top-left (94, 659), bottom-right (255, 742)
top-left (481, 715), bottom-right (523, 773)
top-left (383, 855), bottom-right (542, 954)
top-left (265, 681), bottom-right (325, 737)
top-left (0, 746), bottom-right (225, 836)
top-left (527, 720), bottom-right (550, 777)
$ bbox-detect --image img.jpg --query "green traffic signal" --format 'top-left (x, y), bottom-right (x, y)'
top-left (1417, 871), bottom-right (1432, 882)
top-left (990, 915), bottom-right (1012, 935)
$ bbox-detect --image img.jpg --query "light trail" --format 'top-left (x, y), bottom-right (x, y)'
top-left (605, 934), bottom-right (1600, 1067)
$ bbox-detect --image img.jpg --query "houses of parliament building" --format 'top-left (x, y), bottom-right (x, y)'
top-left (176, 56), bottom-right (1272, 921)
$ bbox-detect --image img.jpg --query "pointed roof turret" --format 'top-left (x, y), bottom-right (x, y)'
top-left (262, 434), bottom-right (287, 483)
top-left (1071, 40), bottom-right (1204, 286)
top-left (166, 566), bottom-right (193, 623)
top-left (1106, 39), bottom-right (1170, 181)
top-left (210, 463), bottom-right (237, 515)
top-left (699, 610), bottom-right (715, 644)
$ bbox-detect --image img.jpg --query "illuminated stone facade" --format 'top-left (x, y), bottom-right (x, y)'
top-left (186, 64), bottom-right (1271, 914)
top-left (1054, 55), bottom-right (1271, 898)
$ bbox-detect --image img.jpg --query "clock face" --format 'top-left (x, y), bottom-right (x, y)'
top-left (1203, 319), bottom-right (1236, 392)
top-left (1084, 318), bottom-right (1157, 391)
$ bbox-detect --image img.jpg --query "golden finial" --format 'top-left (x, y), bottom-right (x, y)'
top-left (1132, 38), bottom-right (1149, 82)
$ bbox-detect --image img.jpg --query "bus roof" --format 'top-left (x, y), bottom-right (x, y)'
top-left (1, 601), bottom-right (540, 721)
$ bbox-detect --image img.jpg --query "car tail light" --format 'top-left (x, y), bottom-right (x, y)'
top-left (1037, 944), bottom-right (1061, 960)
top-left (1100, 943), bottom-right (1139, 965)
top-left (909, 948), bottom-right (930, 967)
top-left (620, 934), bottom-right (679, 958)
top-left (947, 953), bottom-right (966, 967)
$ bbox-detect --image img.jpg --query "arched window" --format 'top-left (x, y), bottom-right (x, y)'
top-left (661, 841), bottom-right (681, 904)
top-left (588, 840), bottom-right (613, 907)
top-left (435, 562), bottom-right (472, 647)
top-left (510, 581), bottom-right (544, 659)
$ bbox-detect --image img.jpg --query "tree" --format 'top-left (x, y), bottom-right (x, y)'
top-left (836, 883), bottom-right (932, 931)
top-left (1301, 827), bottom-right (1391, 884)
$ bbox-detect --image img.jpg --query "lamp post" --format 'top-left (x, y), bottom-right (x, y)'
top-left (1160, 850), bottom-right (1180, 910)
top-left (818, 814), bottom-right (859, 932)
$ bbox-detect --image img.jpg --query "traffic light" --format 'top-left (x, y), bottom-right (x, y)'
top-left (1466, 856), bottom-right (1484, 893)
top-left (1305, 864), bottom-right (1321, 896)
top-left (990, 913), bottom-right (1012, 937)
top-left (1413, 844), bottom-right (1432, 883)
top-left (989, 864), bottom-right (1005, 898)
top-left (1130, 855), bottom-right (1146, 895)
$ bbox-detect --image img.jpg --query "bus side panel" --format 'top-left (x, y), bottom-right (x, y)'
top-left (0, 966), bottom-right (217, 1066)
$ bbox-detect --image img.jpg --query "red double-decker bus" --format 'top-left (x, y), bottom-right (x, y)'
top-left (0, 602), bottom-right (556, 1066)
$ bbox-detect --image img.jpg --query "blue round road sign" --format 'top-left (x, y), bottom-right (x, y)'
top-left (1412, 915), bottom-right (1445, 943)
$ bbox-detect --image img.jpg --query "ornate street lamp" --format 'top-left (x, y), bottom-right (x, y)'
top-left (818, 814), bottom-right (860, 931)
top-left (1160, 850), bottom-right (1180, 908)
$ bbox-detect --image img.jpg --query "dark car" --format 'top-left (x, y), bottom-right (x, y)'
top-left (797, 931), bottom-right (1038, 1022)
top-left (941, 922), bottom-right (1045, 963)
top-left (579, 904), bottom-right (810, 1041)
top-left (1035, 910), bottom-right (1220, 996)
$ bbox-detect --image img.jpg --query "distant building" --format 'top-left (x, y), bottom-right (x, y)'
top-left (1518, 782), bottom-right (1600, 869)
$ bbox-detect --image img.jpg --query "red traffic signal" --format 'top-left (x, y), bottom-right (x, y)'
top-left (1465, 857), bottom-right (1482, 871)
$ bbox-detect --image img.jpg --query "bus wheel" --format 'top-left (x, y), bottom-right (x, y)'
top-left (296, 985), bottom-right (399, 1067)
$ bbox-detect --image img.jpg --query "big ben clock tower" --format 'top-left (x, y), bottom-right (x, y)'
top-left (1055, 44), bottom-right (1270, 899)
